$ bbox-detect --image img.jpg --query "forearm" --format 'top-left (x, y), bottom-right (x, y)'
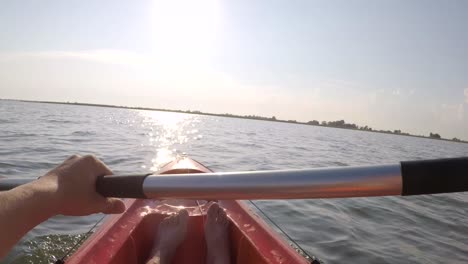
top-left (0, 180), bottom-right (57, 258)
top-left (0, 155), bottom-right (125, 259)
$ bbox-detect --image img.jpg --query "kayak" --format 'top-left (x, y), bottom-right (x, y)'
top-left (67, 157), bottom-right (310, 264)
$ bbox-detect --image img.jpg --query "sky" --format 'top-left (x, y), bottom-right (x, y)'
top-left (0, 0), bottom-right (467, 140)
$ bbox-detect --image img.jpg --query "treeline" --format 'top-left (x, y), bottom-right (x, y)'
top-left (218, 113), bottom-right (279, 121)
top-left (307, 119), bottom-right (462, 143)
top-left (429, 132), bottom-right (461, 142)
top-left (307, 119), bottom-right (410, 134)
top-left (217, 111), bottom-right (462, 142)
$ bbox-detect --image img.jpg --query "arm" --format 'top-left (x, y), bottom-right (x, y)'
top-left (0, 155), bottom-right (126, 258)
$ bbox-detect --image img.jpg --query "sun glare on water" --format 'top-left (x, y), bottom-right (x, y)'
top-left (150, 0), bottom-right (222, 64)
top-left (139, 110), bottom-right (200, 171)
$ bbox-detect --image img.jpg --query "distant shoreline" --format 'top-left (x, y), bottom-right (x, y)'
top-left (3, 98), bottom-right (467, 144)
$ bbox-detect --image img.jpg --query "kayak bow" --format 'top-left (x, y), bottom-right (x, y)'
top-left (66, 157), bottom-right (311, 264)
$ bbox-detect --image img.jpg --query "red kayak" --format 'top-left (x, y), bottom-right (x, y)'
top-left (67, 157), bottom-right (309, 264)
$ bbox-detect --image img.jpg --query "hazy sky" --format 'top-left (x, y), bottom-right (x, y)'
top-left (1, 0), bottom-right (467, 139)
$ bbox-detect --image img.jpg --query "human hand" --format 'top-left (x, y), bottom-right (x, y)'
top-left (34, 155), bottom-right (126, 216)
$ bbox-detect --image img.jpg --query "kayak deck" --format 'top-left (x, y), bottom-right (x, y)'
top-left (67, 157), bottom-right (309, 264)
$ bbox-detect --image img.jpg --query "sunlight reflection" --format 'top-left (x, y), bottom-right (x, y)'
top-left (139, 110), bottom-right (200, 171)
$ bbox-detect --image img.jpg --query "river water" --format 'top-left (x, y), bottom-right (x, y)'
top-left (1, 100), bottom-right (467, 263)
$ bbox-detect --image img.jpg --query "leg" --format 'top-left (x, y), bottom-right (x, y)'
top-left (146, 209), bottom-right (189, 264)
top-left (205, 203), bottom-right (231, 264)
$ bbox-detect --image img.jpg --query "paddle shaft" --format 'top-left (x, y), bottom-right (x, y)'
top-left (1, 157), bottom-right (467, 199)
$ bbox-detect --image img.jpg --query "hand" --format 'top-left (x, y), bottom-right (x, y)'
top-left (35, 155), bottom-right (126, 216)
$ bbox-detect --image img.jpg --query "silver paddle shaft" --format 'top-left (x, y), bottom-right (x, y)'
top-left (143, 165), bottom-right (402, 199)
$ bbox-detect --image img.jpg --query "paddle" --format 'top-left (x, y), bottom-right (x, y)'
top-left (1, 157), bottom-right (467, 199)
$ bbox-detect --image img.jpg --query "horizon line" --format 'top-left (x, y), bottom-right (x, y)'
top-left (1, 97), bottom-right (466, 144)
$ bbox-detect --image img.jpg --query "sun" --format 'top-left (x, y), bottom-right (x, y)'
top-left (150, 0), bottom-right (222, 65)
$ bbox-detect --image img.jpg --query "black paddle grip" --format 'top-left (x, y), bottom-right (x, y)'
top-left (96, 174), bottom-right (151, 198)
top-left (401, 157), bottom-right (468, 196)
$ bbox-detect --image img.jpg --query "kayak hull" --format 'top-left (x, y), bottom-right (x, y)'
top-left (67, 157), bottom-right (308, 264)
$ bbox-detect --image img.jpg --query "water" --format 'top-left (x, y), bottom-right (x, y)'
top-left (1, 100), bottom-right (467, 263)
